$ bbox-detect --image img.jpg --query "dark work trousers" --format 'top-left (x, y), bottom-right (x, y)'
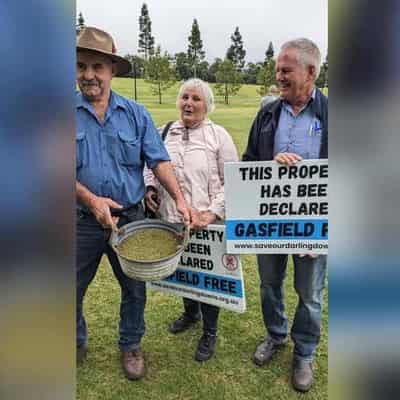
top-left (76, 204), bottom-right (146, 352)
top-left (183, 298), bottom-right (220, 335)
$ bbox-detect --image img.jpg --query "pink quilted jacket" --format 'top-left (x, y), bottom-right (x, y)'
top-left (144, 119), bottom-right (239, 222)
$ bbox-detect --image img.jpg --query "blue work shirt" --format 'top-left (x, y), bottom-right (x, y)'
top-left (76, 91), bottom-right (170, 208)
top-left (273, 88), bottom-right (322, 159)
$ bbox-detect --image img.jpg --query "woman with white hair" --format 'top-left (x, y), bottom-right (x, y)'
top-left (144, 78), bottom-right (238, 361)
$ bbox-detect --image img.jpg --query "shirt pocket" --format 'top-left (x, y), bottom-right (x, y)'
top-left (116, 130), bottom-right (142, 168)
top-left (76, 130), bottom-right (87, 169)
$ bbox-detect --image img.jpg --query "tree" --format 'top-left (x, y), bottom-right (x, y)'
top-left (265, 41), bottom-right (274, 62)
top-left (187, 19), bottom-right (205, 78)
top-left (316, 53), bottom-right (328, 89)
top-left (76, 12), bottom-right (85, 35)
top-left (257, 41), bottom-right (276, 96)
top-left (215, 59), bottom-right (242, 105)
top-left (208, 58), bottom-right (223, 83)
top-left (323, 53), bottom-right (328, 87)
top-left (243, 61), bottom-right (263, 84)
top-left (145, 46), bottom-right (176, 104)
top-left (123, 54), bottom-right (146, 78)
top-left (257, 59), bottom-right (276, 96)
top-left (138, 3), bottom-right (155, 60)
top-left (226, 27), bottom-right (246, 71)
top-left (197, 60), bottom-right (210, 81)
top-left (174, 52), bottom-right (191, 81)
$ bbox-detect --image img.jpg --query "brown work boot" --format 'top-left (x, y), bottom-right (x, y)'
top-left (121, 349), bottom-right (145, 380)
top-left (253, 337), bottom-right (287, 366)
top-left (292, 358), bottom-right (313, 392)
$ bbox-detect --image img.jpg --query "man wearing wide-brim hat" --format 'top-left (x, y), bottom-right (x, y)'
top-left (75, 26), bottom-right (191, 380)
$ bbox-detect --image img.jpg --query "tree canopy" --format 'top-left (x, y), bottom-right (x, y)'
top-left (138, 3), bottom-right (155, 60)
top-left (265, 41), bottom-right (274, 62)
top-left (76, 12), bottom-right (85, 35)
top-left (226, 27), bottom-right (246, 71)
top-left (257, 41), bottom-right (276, 96)
top-left (187, 19), bottom-right (206, 78)
top-left (145, 46), bottom-right (176, 104)
top-left (316, 53), bottom-right (328, 88)
top-left (215, 59), bottom-right (242, 105)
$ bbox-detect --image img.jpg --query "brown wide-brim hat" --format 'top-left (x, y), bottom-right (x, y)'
top-left (77, 26), bottom-right (131, 77)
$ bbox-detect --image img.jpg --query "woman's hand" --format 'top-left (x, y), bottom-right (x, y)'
top-left (144, 187), bottom-right (160, 212)
top-left (190, 210), bottom-right (217, 231)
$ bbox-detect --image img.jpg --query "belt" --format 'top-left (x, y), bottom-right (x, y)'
top-left (110, 203), bottom-right (140, 217)
top-left (78, 203), bottom-right (140, 218)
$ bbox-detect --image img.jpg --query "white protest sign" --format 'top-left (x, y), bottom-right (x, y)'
top-left (224, 159), bottom-right (328, 254)
top-left (148, 224), bottom-right (246, 313)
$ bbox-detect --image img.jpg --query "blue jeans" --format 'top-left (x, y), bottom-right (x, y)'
top-left (76, 205), bottom-right (146, 352)
top-left (257, 254), bottom-right (327, 362)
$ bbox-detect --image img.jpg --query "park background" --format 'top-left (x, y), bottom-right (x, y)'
top-left (76, 0), bottom-right (328, 106)
top-left (76, 1), bottom-right (328, 399)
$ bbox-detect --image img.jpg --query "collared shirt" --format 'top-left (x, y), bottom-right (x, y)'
top-left (273, 88), bottom-right (322, 159)
top-left (76, 91), bottom-right (170, 208)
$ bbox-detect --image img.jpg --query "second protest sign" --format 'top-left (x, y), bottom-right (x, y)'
top-left (224, 159), bottom-right (328, 255)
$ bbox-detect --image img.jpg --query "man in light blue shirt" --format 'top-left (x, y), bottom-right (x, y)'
top-left (273, 88), bottom-right (323, 159)
top-left (75, 27), bottom-right (191, 380)
top-left (244, 38), bottom-right (328, 392)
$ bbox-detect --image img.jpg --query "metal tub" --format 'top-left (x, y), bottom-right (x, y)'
top-left (109, 219), bottom-right (188, 282)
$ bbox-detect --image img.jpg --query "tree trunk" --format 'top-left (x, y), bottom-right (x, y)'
top-left (133, 62), bottom-right (137, 101)
top-left (158, 82), bottom-right (162, 104)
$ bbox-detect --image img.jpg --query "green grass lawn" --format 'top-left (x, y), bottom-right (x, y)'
top-left (77, 79), bottom-right (328, 400)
